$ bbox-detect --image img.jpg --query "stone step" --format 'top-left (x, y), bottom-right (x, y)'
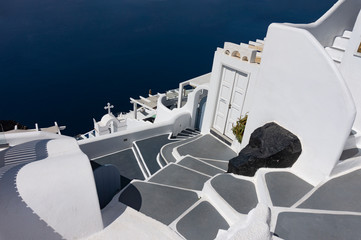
top-left (181, 129), bottom-right (200, 136)
top-left (205, 174), bottom-right (258, 217)
top-left (332, 36), bottom-right (349, 51)
top-left (160, 135), bottom-right (202, 164)
top-left (157, 153), bottom-right (167, 167)
top-left (325, 46), bottom-right (344, 63)
top-left (186, 128), bottom-right (201, 134)
top-left (132, 143), bottom-right (150, 179)
top-left (149, 163), bottom-right (210, 191)
top-left (177, 156), bottom-right (224, 177)
top-left (275, 211), bottom-right (361, 240)
top-left (134, 134), bottom-right (175, 175)
top-left (264, 171), bottom-right (313, 207)
top-left (342, 30), bottom-right (352, 39)
top-left (177, 132), bottom-right (193, 138)
top-left (175, 134), bottom-right (237, 161)
top-left (175, 201), bottom-right (229, 240)
top-left (92, 148), bottom-right (145, 182)
top-left (118, 181), bottom-right (199, 225)
top-left (198, 159), bottom-right (229, 171)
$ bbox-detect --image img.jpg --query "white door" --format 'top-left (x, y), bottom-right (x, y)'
top-left (213, 67), bottom-right (236, 133)
top-left (224, 71), bottom-right (249, 139)
top-left (213, 67), bottom-right (249, 139)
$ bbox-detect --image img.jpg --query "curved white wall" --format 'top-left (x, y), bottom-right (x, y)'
top-left (17, 138), bottom-right (103, 239)
top-left (241, 23), bottom-right (356, 185)
top-left (287, 0), bottom-right (361, 47)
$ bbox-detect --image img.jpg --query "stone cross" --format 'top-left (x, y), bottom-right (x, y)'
top-left (104, 102), bottom-right (114, 114)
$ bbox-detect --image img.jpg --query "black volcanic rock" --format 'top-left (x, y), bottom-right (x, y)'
top-left (228, 122), bottom-right (302, 176)
top-left (0, 120), bottom-right (28, 132)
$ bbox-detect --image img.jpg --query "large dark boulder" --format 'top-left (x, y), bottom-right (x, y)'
top-left (228, 122), bottom-right (302, 176)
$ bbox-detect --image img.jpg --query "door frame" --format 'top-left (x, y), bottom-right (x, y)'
top-left (212, 65), bottom-right (250, 141)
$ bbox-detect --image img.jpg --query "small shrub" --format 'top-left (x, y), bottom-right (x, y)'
top-left (232, 114), bottom-right (248, 143)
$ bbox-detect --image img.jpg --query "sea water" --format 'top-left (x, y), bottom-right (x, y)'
top-left (0, 0), bottom-right (336, 136)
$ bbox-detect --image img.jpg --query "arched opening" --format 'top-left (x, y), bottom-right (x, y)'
top-left (242, 56), bottom-right (248, 62)
top-left (225, 50), bottom-right (230, 55)
top-left (231, 51), bottom-right (240, 58)
top-left (195, 89), bottom-right (208, 130)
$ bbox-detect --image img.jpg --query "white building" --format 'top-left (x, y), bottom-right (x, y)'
top-left (1, 0), bottom-right (361, 239)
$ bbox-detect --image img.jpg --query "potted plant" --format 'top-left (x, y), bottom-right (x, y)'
top-left (232, 114), bottom-right (248, 143)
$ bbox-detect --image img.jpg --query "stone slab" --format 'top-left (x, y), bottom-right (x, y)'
top-left (211, 174), bottom-right (258, 214)
top-left (161, 135), bottom-right (201, 163)
top-left (149, 164), bottom-right (209, 191)
top-left (178, 156), bottom-right (224, 176)
top-left (177, 201), bottom-right (229, 240)
top-left (275, 212), bottom-right (361, 240)
top-left (93, 148), bottom-right (144, 181)
top-left (200, 159), bottom-right (229, 171)
top-left (298, 169), bottom-right (361, 212)
top-left (118, 181), bottom-right (198, 225)
top-left (177, 134), bottom-right (237, 161)
top-left (265, 172), bottom-right (313, 207)
top-left (136, 134), bottom-right (174, 174)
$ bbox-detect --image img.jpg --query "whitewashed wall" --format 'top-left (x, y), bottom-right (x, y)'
top-left (155, 85), bottom-right (209, 128)
top-left (241, 23), bottom-right (356, 185)
top-left (201, 51), bottom-right (260, 152)
top-left (17, 137), bottom-right (103, 239)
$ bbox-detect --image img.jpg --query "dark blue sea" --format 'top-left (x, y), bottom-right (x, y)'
top-left (0, 0), bottom-right (336, 136)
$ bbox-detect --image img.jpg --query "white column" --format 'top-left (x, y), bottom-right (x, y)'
top-left (110, 121), bottom-right (114, 133)
top-left (54, 122), bottom-right (61, 135)
top-left (133, 102), bottom-right (138, 119)
top-left (178, 82), bottom-right (184, 108)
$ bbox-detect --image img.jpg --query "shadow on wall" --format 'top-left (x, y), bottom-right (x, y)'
top-left (339, 148), bottom-right (361, 161)
top-left (118, 184), bottom-right (143, 211)
top-left (91, 162), bottom-right (122, 209)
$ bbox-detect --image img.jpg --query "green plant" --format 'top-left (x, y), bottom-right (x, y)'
top-left (232, 114), bottom-right (248, 143)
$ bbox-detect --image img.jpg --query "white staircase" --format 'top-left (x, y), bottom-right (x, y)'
top-left (325, 30), bottom-right (352, 66)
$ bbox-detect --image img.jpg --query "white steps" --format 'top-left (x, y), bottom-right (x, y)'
top-left (325, 30), bottom-right (352, 64)
top-left (343, 30), bottom-right (353, 39)
top-left (333, 36), bottom-right (349, 51)
top-left (325, 47), bottom-right (345, 63)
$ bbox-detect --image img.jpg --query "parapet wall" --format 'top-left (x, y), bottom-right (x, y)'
top-left (288, 0), bottom-right (361, 47)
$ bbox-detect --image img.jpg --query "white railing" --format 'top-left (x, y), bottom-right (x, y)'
top-left (286, 0), bottom-right (361, 47)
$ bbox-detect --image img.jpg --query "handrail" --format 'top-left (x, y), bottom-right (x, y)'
top-left (285, 0), bottom-right (361, 47)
